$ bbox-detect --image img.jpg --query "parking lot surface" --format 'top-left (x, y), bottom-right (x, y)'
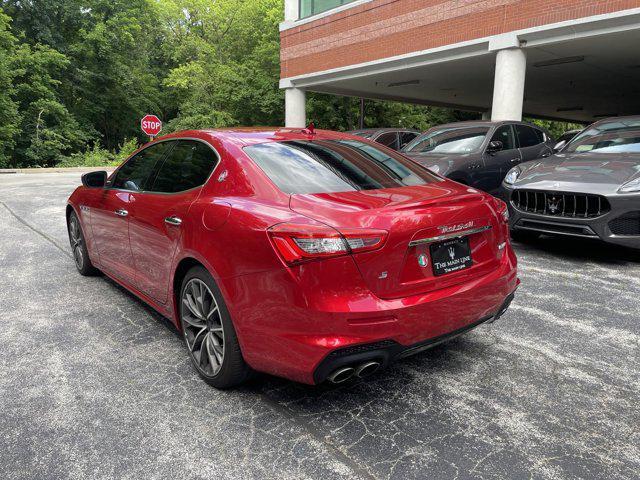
top-left (1, 172), bottom-right (638, 480)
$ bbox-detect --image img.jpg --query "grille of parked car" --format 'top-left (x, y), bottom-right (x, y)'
top-left (511, 190), bottom-right (611, 218)
top-left (608, 211), bottom-right (640, 235)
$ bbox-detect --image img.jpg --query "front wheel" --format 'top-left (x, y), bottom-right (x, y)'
top-left (67, 211), bottom-right (99, 276)
top-left (179, 266), bottom-right (251, 389)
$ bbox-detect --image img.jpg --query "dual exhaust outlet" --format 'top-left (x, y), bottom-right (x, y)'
top-left (327, 361), bottom-right (381, 384)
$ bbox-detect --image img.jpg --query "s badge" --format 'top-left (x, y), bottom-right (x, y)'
top-left (417, 254), bottom-right (429, 268)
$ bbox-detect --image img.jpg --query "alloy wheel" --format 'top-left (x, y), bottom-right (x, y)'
top-left (182, 278), bottom-right (225, 377)
top-left (68, 215), bottom-right (84, 270)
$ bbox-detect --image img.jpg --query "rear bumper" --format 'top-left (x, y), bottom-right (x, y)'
top-left (499, 186), bottom-right (640, 249)
top-left (223, 247), bottom-right (518, 384)
top-left (312, 291), bottom-right (515, 383)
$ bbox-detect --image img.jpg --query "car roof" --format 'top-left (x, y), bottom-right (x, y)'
top-left (153, 127), bottom-right (368, 147)
top-left (589, 115), bottom-right (640, 127)
top-left (426, 120), bottom-right (537, 130)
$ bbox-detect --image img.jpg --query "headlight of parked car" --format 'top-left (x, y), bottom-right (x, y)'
top-left (619, 177), bottom-right (640, 193)
top-left (503, 166), bottom-right (521, 185)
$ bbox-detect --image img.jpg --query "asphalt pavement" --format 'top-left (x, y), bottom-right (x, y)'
top-left (0, 172), bottom-right (638, 480)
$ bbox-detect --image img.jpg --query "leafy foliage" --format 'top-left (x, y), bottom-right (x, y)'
top-left (0, 1), bottom-right (581, 167)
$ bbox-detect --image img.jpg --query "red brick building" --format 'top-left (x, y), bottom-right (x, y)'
top-left (280, 1), bottom-right (640, 127)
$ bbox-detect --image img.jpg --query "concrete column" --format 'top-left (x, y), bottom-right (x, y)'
top-left (285, 88), bottom-right (306, 128)
top-left (481, 111), bottom-right (492, 120)
top-left (284, 0), bottom-right (299, 22)
top-left (491, 48), bottom-right (526, 121)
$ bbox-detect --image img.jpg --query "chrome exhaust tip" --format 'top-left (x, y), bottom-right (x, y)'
top-left (355, 361), bottom-right (381, 379)
top-left (327, 367), bottom-right (356, 384)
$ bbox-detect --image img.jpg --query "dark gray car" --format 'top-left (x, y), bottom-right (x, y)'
top-left (401, 121), bottom-right (555, 193)
top-left (499, 116), bottom-right (640, 249)
top-left (349, 128), bottom-right (420, 151)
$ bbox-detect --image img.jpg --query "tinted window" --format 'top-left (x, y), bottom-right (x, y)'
top-left (112, 141), bottom-right (173, 191)
top-left (244, 139), bottom-right (437, 195)
top-left (515, 125), bottom-right (542, 148)
top-left (149, 140), bottom-right (218, 193)
top-left (564, 120), bottom-right (640, 154)
top-left (376, 132), bottom-right (399, 150)
top-left (400, 132), bottom-right (418, 147)
top-left (405, 127), bottom-right (489, 154)
top-left (490, 125), bottom-right (516, 150)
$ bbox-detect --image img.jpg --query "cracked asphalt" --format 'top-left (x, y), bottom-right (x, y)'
top-left (0, 172), bottom-right (638, 480)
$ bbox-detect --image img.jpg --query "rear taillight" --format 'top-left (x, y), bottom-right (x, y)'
top-left (268, 223), bottom-right (387, 265)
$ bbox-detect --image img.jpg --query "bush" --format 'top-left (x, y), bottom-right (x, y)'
top-left (57, 138), bottom-right (139, 168)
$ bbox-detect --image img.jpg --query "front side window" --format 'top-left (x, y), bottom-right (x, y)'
top-left (112, 141), bottom-right (174, 191)
top-left (404, 127), bottom-right (490, 154)
top-left (299, 0), bottom-right (357, 19)
top-left (563, 120), bottom-right (640, 154)
top-left (149, 140), bottom-right (218, 193)
top-left (400, 132), bottom-right (418, 147)
top-left (491, 125), bottom-right (516, 150)
top-left (515, 125), bottom-right (542, 148)
top-left (244, 139), bottom-right (437, 195)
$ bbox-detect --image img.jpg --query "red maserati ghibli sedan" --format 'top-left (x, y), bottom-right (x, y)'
top-left (66, 128), bottom-right (518, 388)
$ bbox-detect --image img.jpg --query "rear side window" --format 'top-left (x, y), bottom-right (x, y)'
top-left (375, 132), bottom-right (399, 150)
top-left (112, 141), bottom-right (173, 191)
top-left (515, 125), bottom-right (542, 148)
top-left (244, 139), bottom-right (437, 195)
top-left (400, 131), bottom-right (418, 147)
top-left (149, 140), bottom-right (218, 193)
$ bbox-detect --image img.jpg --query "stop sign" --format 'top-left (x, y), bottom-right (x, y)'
top-left (141, 114), bottom-right (162, 137)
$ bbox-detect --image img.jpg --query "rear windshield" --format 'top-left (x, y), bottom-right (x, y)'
top-left (244, 139), bottom-right (438, 195)
top-left (564, 120), bottom-right (640, 154)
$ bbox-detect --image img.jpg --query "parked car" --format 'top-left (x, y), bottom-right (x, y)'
top-left (553, 128), bottom-right (583, 152)
top-left (349, 128), bottom-right (419, 151)
top-left (67, 128), bottom-right (518, 388)
top-left (401, 121), bottom-right (555, 193)
top-left (500, 116), bottom-right (640, 248)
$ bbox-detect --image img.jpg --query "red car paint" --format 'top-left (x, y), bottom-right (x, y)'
top-left (67, 128), bottom-right (518, 384)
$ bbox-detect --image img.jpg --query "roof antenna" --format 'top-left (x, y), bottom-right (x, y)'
top-left (302, 122), bottom-right (316, 135)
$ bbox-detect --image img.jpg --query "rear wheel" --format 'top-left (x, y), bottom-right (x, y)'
top-left (179, 266), bottom-right (251, 389)
top-left (511, 229), bottom-right (541, 243)
top-left (67, 211), bottom-right (98, 276)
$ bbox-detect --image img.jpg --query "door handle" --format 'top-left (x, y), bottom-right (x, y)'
top-left (165, 216), bottom-right (182, 226)
top-left (115, 209), bottom-right (128, 217)
top-left (541, 152), bottom-right (551, 158)
top-left (509, 158), bottom-right (520, 163)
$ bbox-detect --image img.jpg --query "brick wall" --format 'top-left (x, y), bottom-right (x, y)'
top-left (281, 0), bottom-right (640, 79)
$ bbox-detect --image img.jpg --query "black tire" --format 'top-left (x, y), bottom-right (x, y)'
top-left (67, 211), bottom-right (99, 276)
top-left (511, 229), bottom-right (541, 243)
top-left (179, 266), bottom-right (251, 389)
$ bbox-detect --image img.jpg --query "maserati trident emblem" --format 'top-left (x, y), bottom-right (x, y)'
top-left (448, 247), bottom-right (456, 260)
top-left (417, 254), bottom-right (429, 268)
top-left (547, 195), bottom-right (563, 214)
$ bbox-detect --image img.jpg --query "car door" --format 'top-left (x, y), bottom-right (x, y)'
top-left (481, 124), bottom-right (521, 192)
top-left (89, 141), bottom-right (173, 283)
top-left (515, 124), bottom-right (553, 161)
top-left (128, 140), bottom-right (219, 304)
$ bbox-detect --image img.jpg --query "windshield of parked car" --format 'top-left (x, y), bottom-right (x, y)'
top-left (563, 120), bottom-right (640, 154)
top-left (403, 127), bottom-right (489, 154)
top-left (244, 139), bottom-right (438, 195)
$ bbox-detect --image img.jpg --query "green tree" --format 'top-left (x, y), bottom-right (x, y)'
top-left (0, 9), bottom-right (19, 166)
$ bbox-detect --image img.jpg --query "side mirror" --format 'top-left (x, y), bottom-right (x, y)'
top-left (81, 170), bottom-right (107, 188)
top-left (487, 140), bottom-right (503, 154)
top-left (553, 140), bottom-right (566, 152)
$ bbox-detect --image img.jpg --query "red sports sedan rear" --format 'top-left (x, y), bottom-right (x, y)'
top-left (66, 128), bottom-right (518, 388)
